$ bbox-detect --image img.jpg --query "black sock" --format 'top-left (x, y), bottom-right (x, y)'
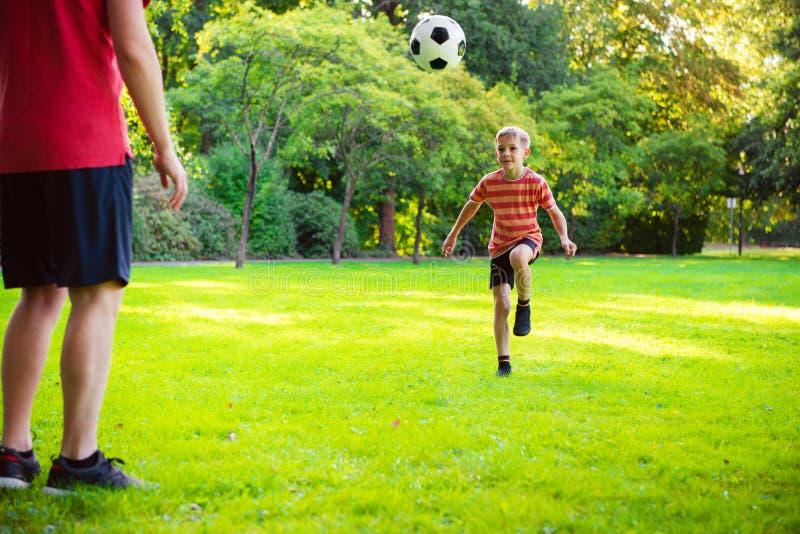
top-left (19, 449), bottom-right (34, 459)
top-left (63, 450), bottom-right (100, 469)
top-left (518, 298), bottom-right (530, 307)
top-left (498, 355), bottom-right (511, 370)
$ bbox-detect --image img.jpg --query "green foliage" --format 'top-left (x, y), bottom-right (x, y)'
top-left (151, 0), bottom-right (795, 257)
top-left (536, 67), bottom-right (652, 251)
top-left (287, 190), bottom-right (360, 258)
top-left (181, 186), bottom-right (239, 260)
top-left (202, 143), bottom-right (252, 214)
top-left (247, 185), bottom-right (298, 258)
top-left (372, 0), bottom-right (572, 96)
top-left (621, 210), bottom-right (709, 254)
top-left (133, 174), bottom-right (237, 261)
top-left (629, 127), bottom-right (726, 254)
top-left (132, 176), bottom-right (202, 261)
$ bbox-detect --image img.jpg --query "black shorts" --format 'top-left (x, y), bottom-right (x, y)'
top-left (0, 160), bottom-right (133, 289)
top-left (489, 238), bottom-right (540, 290)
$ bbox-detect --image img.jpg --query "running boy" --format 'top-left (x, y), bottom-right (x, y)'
top-left (442, 126), bottom-right (576, 376)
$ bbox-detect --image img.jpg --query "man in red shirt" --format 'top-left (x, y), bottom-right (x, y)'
top-left (442, 126), bottom-right (576, 376)
top-left (0, 0), bottom-right (187, 493)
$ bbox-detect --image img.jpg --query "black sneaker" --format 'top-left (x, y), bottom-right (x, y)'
top-left (43, 451), bottom-right (144, 496)
top-left (495, 364), bottom-right (512, 377)
top-left (0, 446), bottom-right (41, 489)
top-left (513, 304), bottom-right (531, 336)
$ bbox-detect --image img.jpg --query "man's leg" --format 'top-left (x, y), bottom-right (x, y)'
top-left (492, 283), bottom-right (512, 375)
top-left (2, 285), bottom-right (68, 450)
top-left (59, 281), bottom-right (123, 460)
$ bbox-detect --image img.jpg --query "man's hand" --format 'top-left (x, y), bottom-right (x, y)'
top-left (154, 150), bottom-right (188, 211)
top-left (562, 238), bottom-right (577, 258)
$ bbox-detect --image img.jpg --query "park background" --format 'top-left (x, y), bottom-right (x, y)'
top-left (2, 1), bottom-right (799, 532)
top-left (126, 0), bottom-right (798, 265)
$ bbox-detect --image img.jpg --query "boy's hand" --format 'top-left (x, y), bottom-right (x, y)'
top-left (562, 239), bottom-right (577, 258)
top-left (442, 234), bottom-right (457, 257)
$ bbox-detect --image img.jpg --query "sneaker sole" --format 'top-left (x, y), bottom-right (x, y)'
top-left (42, 486), bottom-right (76, 496)
top-left (0, 477), bottom-right (31, 489)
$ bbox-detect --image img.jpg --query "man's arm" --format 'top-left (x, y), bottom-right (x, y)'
top-left (108, 0), bottom-right (187, 211)
top-left (546, 204), bottom-right (577, 257)
top-left (442, 200), bottom-right (482, 257)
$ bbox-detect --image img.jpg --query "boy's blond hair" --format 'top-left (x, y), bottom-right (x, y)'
top-left (495, 126), bottom-right (531, 149)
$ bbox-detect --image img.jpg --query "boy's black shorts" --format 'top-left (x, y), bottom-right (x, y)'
top-left (489, 238), bottom-right (540, 290)
top-left (0, 159), bottom-right (133, 289)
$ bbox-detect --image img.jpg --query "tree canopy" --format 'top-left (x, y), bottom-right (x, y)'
top-left (127, 0), bottom-right (798, 262)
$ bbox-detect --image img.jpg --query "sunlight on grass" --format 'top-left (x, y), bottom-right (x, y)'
top-left (1, 256), bottom-right (798, 533)
top-left (545, 324), bottom-right (735, 360)
top-left (616, 295), bottom-right (800, 324)
top-left (125, 305), bottom-right (290, 326)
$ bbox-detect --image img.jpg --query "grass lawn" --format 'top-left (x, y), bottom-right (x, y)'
top-left (1, 252), bottom-right (798, 532)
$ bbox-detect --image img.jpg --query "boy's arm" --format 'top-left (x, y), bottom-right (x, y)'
top-left (108, 0), bottom-right (188, 211)
top-left (546, 204), bottom-right (577, 257)
top-left (442, 200), bottom-right (482, 257)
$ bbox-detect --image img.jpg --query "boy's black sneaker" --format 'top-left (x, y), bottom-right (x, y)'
top-left (513, 304), bottom-right (531, 336)
top-left (0, 446), bottom-right (41, 489)
top-left (496, 361), bottom-right (512, 377)
top-left (43, 451), bottom-right (144, 496)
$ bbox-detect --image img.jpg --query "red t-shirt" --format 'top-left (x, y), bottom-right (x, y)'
top-left (470, 168), bottom-right (556, 258)
top-left (0, 0), bottom-right (149, 173)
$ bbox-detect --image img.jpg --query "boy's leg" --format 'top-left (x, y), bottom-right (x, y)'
top-left (2, 285), bottom-right (68, 450)
top-left (509, 244), bottom-right (535, 302)
top-left (492, 283), bottom-right (512, 375)
top-left (59, 281), bottom-right (124, 460)
top-left (510, 244), bottom-right (535, 336)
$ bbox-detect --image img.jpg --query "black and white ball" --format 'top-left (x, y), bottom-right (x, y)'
top-left (409, 15), bottom-right (466, 72)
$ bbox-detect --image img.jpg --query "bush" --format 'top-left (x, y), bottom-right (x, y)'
top-left (133, 174), bottom-right (238, 261)
top-left (181, 189), bottom-right (238, 260)
top-left (133, 176), bottom-right (201, 261)
top-left (247, 185), bottom-right (297, 258)
top-left (287, 190), bottom-right (360, 258)
top-left (620, 210), bottom-right (707, 255)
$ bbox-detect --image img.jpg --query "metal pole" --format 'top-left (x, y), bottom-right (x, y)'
top-left (730, 205), bottom-right (734, 255)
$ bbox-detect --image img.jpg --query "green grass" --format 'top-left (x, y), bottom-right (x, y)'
top-left (1, 254), bottom-right (798, 533)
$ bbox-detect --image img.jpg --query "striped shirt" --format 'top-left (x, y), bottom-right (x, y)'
top-left (470, 168), bottom-right (555, 258)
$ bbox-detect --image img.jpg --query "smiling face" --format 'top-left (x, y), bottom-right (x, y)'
top-left (495, 134), bottom-right (531, 178)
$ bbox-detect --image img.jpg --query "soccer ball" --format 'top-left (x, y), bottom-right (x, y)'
top-left (409, 15), bottom-right (466, 72)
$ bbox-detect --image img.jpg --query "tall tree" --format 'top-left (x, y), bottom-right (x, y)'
top-left (368, 0), bottom-right (572, 96)
top-left (174, 3), bottom-right (339, 268)
top-left (282, 7), bottom-right (416, 264)
top-left (732, 0), bottom-right (800, 208)
top-left (536, 67), bottom-right (654, 251)
top-left (555, 0), bottom-right (742, 129)
top-left (631, 127), bottom-right (726, 256)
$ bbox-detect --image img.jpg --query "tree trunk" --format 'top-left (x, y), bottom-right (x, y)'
top-left (379, 187), bottom-right (398, 256)
top-left (333, 172), bottom-right (357, 265)
top-left (236, 143), bottom-right (258, 268)
top-left (413, 186), bottom-right (425, 265)
top-left (671, 206), bottom-right (680, 258)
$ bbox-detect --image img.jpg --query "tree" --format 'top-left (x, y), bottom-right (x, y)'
top-left (732, 0), bottom-right (800, 208)
top-left (554, 0), bottom-right (742, 129)
top-left (367, 0), bottom-right (572, 97)
top-left (535, 67), bottom-right (653, 252)
top-left (630, 127), bottom-right (726, 256)
top-left (174, 3), bottom-right (339, 268)
top-left (287, 36), bottom-right (416, 263)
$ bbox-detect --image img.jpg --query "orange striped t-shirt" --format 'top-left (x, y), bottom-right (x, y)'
top-left (470, 168), bottom-right (555, 258)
